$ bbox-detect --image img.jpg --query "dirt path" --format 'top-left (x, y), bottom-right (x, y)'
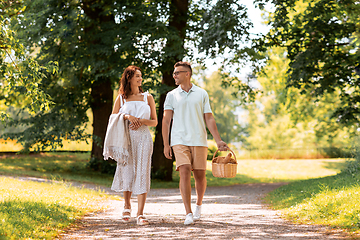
top-left (46, 180), bottom-right (353, 240)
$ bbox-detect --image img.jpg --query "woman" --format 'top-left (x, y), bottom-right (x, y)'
top-left (110, 65), bottom-right (157, 225)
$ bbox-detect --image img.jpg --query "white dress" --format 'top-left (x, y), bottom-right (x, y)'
top-left (111, 92), bottom-right (153, 195)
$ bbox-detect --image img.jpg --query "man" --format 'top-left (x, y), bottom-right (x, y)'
top-left (162, 61), bottom-right (228, 225)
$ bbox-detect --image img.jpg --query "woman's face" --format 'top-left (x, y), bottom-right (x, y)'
top-left (130, 70), bottom-right (142, 88)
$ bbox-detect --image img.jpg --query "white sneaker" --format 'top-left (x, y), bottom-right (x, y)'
top-left (184, 213), bottom-right (194, 225)
top-left (193, 205), bottom-right (201, 221)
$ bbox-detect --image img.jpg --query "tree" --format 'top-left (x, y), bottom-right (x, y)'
top-left (6, 0), bottom-right (169, 154)
top-left (6, 0), bottom-right (255, 180)
top-left (0, 0), bottom-right (57, 123)
top-left (243, 46), bottom-right (356, 158)
top-left (253, 0), bottom-right (360, 125)
top-left (200, 71), bottom-right (243, 144)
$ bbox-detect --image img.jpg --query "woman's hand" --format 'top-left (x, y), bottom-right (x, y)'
top-left (126, 115), bottom-right (142, 130)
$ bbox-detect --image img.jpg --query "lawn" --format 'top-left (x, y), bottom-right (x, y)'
top-left (266, 171), bottom-right (360, 234)
top-left (0, 176), bottom-right (111, 239)
top-left (0, 152), bottom-right (347, 188)
top-left (0, 151), bottom-right (355, 238)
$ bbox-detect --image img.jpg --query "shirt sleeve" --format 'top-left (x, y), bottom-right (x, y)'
top-left (203, 91), bottom-right (212, 114)
top-left (164, 92), bottom-right (174, 111)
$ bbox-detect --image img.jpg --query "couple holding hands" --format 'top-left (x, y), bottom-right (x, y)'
top-left (103, 61), bottom-right (228, 225)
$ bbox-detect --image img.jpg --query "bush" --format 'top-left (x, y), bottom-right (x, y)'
top-left (87, 156), bottom-right (116, 174)
top-left (342, 136), bottom-right (360, 175)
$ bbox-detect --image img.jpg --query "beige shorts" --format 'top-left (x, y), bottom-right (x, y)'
top-left (172, 145), bottom-right (208, 171)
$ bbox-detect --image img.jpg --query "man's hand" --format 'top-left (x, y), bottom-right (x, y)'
top-left (163, 145), bottom-right (173, 159)
top-left (217, 140), bottom-right (228, 151)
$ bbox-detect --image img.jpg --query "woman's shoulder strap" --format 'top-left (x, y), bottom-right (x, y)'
top-left (119, 94), bottom-right (125, 107)
top-left (143, 91), bottom-right (149, 104)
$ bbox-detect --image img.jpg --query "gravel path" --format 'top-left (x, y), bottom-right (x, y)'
top-left (47, 180), bottom-right (353, 240)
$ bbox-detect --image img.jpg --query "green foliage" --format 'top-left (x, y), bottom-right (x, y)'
top-left (201, 71), bottom-right (244, 143)
top-left (4, 0), bottom-right (166, 151)
top-left (254, 0), bottom-right (360, 124)
top-left (87, 156), bottom-right (116, 175)
top-left (242, 45), bottom-right (356, 158)
top-left (0, 0), bottom-right (58, 122)
top-left (342, 136), bottom-right (360, 175)
top-left (198, 0), bottom-right (252, 58)
top-left (4, 0), bottom-right (256, 155)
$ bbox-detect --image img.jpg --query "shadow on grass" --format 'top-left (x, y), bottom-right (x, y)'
top-left (321, 160), bottom-right (348, 172)
top-left (151, 169), bottom-right (276, 189)
top-left (0, 153), bottom-right (279, 189)
top-left (0, 153), bottom-right (347, 190)
top-left (0, 153), bottom-right (114, 187)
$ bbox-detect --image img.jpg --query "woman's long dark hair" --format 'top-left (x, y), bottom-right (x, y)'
top-left (119, 65), bottom-right (143, 99)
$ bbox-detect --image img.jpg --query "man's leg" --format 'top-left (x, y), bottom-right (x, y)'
top-left (193, 169), bottom-right (207, 206)
top-left (178, 164), bottom-right (192, 214)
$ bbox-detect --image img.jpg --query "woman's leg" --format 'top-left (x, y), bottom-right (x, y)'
top-left (137, 193), bottom-right (147, 217)
top-left (136, 193), bottom-right (149, 224)
top-left (123, 191), bottom-right (132, 219)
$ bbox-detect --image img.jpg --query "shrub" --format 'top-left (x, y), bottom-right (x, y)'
top-left (342, 136), bottom-right (360, 175)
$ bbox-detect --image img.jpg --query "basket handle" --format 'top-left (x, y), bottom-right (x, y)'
top-left (212, 147), bottom-right (237, 162)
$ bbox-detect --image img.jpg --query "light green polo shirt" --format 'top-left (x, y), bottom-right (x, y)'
top-left (164, 84), bottom-right (212, 147)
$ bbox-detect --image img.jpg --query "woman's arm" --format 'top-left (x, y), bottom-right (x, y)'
top-left (111, 95), bottom-right (121, 114)
top-left (139, 94), bottom-right (158, 127)
top-left (112, 94), bottom-right (141, 129)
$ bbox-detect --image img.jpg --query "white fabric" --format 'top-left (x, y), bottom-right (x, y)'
top-left (103, 113), bottom-right (130, 165)
top-left (164, 84), bottom-right (212, 147)
top-left (111, 92), bottom-right (153, 195)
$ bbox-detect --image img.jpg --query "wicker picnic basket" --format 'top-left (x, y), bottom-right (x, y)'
top-left (211, 148), bottom-right (237, 178)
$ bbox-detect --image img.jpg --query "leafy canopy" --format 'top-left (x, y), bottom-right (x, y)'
top-left (253, 0), bottom-right (360, 124)
top-left (3, 0), bottom-right (256, 151)
top-left (0, 0), bottom-right (58, 122)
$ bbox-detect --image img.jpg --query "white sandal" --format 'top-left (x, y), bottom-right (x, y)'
top-left (122, 209), bottom-right (131, 222)
top-left (137, 215), bottom-right (149, 225)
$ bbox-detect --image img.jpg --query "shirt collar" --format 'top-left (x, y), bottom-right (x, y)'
top-left (178, 84), bottom-right (196, 93)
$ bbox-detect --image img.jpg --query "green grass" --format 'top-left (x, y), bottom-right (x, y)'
top-left (0, 152), bottom-right (347, 189)
top-left (0, 176), bottom-right (110, 239)
top-left (0, 152), bottom-right (114, 187)
top-left (266, 172), bottom-right (360, 233)
top-left (0, 152), bottom-right (355, 236)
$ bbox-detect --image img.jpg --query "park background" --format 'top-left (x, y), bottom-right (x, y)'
top-left (1, 0), bottom-right (360, 239)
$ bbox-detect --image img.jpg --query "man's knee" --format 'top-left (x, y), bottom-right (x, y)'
top-left (179, 164), bottom-right (192, 177)
top-left (193, 169), bottom-right (206, 177)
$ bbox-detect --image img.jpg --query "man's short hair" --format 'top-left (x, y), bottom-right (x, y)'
top-left (174, 61), bottom-right (192, 76)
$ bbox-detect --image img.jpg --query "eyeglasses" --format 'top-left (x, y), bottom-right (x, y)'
top-left (173, 71), bottom-right (188, 76)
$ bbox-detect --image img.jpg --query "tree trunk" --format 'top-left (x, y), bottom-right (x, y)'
top-left (151, 0), bottom-right (189, 181)
top-left (152, 74), bottom-right (176, 181)
top-left (82, 0), bottom-right (115, 167)
top-left (90, 77), bottom-right (113, 160)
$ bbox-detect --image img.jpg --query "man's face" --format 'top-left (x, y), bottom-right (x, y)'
top-left (173, 66), bottom-right (189, 85)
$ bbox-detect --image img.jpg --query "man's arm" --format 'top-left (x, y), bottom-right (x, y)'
top-left (162, 110), bottom-right (174, 159)
top-left (204, 113), bottom-right (228, 151)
